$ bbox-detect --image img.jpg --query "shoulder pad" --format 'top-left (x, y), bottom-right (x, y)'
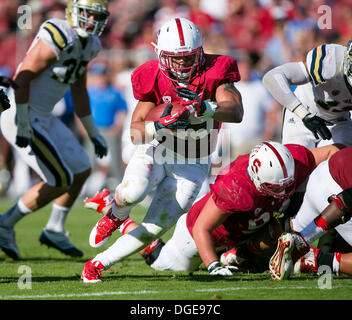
top-left (42, 19), bottom-right (69, 51)
top-left (306, 44), bottom-right (340, 86)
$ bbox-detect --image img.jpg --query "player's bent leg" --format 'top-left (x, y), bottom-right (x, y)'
top-left (150, 214), bottom-right (201, 272)
top-left (88, 160), bottom-right (164, 248)
top-left (39, 169), bottom-right (91, 257)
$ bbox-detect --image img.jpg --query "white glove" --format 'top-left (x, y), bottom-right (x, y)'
top-left (207, 261), bottom-right (237, 276)
top-left (15, 103), bottom-right (34, 148)
top-left (220, 247), bottom-right (249, 267)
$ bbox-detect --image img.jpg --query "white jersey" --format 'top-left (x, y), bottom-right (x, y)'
top-left (295, 44), bottom-right (352, 122)
top-left (23, 18), bottom-right (101, 115)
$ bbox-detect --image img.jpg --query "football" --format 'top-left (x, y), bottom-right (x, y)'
top-left (145, 102), bottom-right (190, 122)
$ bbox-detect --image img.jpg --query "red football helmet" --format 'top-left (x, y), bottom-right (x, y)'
top-left (248, 141), bottom-right (296, 199)
top-left (155, 17), bottom-right (204, 83)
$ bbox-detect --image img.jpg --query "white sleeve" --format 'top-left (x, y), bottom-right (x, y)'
top-left (262, 62), bottom-right (310, 112)
top-left (39, 20), bottom-right (69, 59)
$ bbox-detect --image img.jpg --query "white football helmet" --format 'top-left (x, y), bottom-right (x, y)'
top-left (155, 17), bottom-right (204, 83)
top-left (247, 141), bottom-right (295, 199)
top-left (66, 0), bottom-right (109, 38)
top-left (344, 39), bottom-right (352, 87)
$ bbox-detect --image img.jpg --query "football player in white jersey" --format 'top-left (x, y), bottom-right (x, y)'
top-left (263, 40), bottom-right (352, 149)
top-left (0, 0), bottom-right (109, 259)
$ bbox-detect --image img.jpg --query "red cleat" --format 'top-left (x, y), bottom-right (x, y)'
top-left (89, 212), bottom-right (126, 248)
top-left (140, 238), bottom-right (164, 265)
top-left (81, 259), bottom-right (105, 283)
top-left (84, 188), bottom-right (114, 215)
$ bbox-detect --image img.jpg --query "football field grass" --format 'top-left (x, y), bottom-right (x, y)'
top-left (1, 199), bottom-right (352, 302)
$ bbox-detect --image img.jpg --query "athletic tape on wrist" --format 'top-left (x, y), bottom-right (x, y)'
top-left (293, 104), bottom-right (310, 120)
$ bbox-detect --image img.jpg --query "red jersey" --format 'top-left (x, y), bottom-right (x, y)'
top-left (328, 146), bottom-right (352, 190)
top-left (131, 54), bottom-right (240, 158)
top-left (186, 144), bottom-right (316, 247)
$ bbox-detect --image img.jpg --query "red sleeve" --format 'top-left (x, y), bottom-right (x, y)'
top-left (131, 60), bottom-right (160, 102)
top-left (285, 144), bottom-right (316, 186)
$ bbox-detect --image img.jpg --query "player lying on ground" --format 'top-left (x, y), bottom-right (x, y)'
top-left (269, 146), bottom-right (352, 280)
top-left (83, 142), bottom-right (341, 279)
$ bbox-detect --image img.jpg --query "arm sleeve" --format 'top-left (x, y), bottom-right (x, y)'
top-left (262, 61), bottom-right (311, 112)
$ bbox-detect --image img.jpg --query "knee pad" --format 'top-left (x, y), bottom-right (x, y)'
top-left (115, 175), bottom-right (150, 207)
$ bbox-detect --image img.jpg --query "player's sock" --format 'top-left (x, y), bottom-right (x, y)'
top-left (45, 203), bottom-right (70, 233)
top-left (118, 217), bottom-right (135, 234)
top-left (94, 231), bottom-right (147, 268)
top-left (299, 215), bottom-right (329, 244)
top-left (317, 251), bottom-right (341, 274)
top-left (0, 199), bottom-right (32, 227)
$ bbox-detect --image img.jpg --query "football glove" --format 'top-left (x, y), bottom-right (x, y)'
top-left (0, 89), bottom-right (10, 113)
top-left (0, 76), bottom-right (18, 89)
top-left (220, 246), bottom-right (250, 268)
top-left (154, 103), bottom-right (190, 131)
top-left (90, 135), bottom-right (108, 158)
top-left (302, 114), bottom-right (332, 140)
top-left (176, 87), bottom-right (218, 118)
top-left (15, 103), bottom-right (34, 148)
top-left (207, 261), bottom-right (238, 276)
top-left (176, 87), bottom-right (206, 115)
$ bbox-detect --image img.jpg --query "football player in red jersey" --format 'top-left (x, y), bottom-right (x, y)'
top-left (134, 142), bottom-right (341, 276)
top-left (270, 146), bottom-right (352, 280)
top-left (81, 17), bottom-right (244, 282)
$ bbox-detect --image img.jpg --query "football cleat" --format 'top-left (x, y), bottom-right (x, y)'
top-left (220, 247), bottom-right (250, 268)
top-left (81, 259), bottom-right (105, 283)
top-left (269, 232), bottom-right (310, 281)
top-left (84, 188), bottom-right (114, 215)
top-left (89, 212), bottom-right (126, 248)
top-left (0, 224), bottom-right (20, 260)
top-left (293, 246), bottom-right (319, 275)
top-left (140, 238), bottom-right (164, 265)
top-left (39, 229), bottom-right (83, 257)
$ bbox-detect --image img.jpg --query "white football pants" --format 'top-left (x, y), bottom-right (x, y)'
top-left (94, 143), bottom-right (210, 268)
top-left (282, 108), bottom-right (352, 148)
top-left (291, 159), bottom-right (352, 246)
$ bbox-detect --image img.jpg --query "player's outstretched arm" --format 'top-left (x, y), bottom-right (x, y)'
top-left (192, 195), bottom-right (234, 276)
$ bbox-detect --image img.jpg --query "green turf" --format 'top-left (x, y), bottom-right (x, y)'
top-left (0, 199), bottom-right (351, 301)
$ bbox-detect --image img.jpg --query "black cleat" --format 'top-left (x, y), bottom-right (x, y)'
top-left (39, 229), bottom-right (83, 257)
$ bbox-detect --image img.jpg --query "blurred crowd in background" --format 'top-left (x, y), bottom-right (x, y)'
top-left (0, 0), bottom-right (351, 199)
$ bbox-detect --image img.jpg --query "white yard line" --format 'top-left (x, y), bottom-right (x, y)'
top-left (0, 286), bottom-right (332, 299)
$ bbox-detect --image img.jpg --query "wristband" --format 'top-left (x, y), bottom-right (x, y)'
top-left (80, 115), bottom-right (99, 138)
top-left (207, 261), bottom-right (221, 273)
top-left (203, 101), bottom-right (218, 118)
top-left (145, 121), bottom-right (156, 139)
top-left (293, 104), bottom-right (310, 120)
